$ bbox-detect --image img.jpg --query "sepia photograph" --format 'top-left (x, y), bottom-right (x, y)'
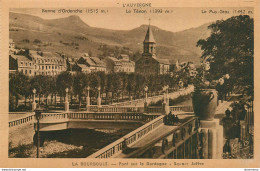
top-left (0, 0), bottom-right (258, 168)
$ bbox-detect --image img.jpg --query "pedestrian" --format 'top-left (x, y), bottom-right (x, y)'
top-left (225, 109), bottom-right (231, 118)
top-left (175, 115), bottom-right (180, 123)
top-left (168, 111), bottom-right (173, 125)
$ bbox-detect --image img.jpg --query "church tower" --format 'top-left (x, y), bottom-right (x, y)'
top-left (143, 19), bottom-right (156, 57)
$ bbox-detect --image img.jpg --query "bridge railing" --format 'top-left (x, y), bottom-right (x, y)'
top-left (67, 112), bottom-right (159, 121)
top-left (98, 106), bottom-right (144, 113)
top-left (108, 85), bottom-right (194, 107)
top-left (147, 106), bottom-right (163, 113)
top-left (169, 106), bottom-right (193, 112)
top-left (38, 111), bottom-right (160, 122)
top-left (88, 115), bottom-right (165, 158)
top-left (89, 115), bottom-right (199, 159)
top-left (9, 113), bottom-right (35, 128)
top-left (41, 113), bottom-right (68, 120)
top-left (89, 105), bottom-right (98, 112)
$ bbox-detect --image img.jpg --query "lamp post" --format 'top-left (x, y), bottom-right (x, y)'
top-left (32, 88), bottom-right (37, 111)
top-left (34, 106), bottom-right (42, 158)
top-left (162, 85), bottom-right (169, 115)
top-left (144, 86), bottom-right (148, 103)
top-left (144, 86), bottom-right (148, 113)
top-left (64, 88), bottom-right (69, 111)
top-left (97, 86), bottom-right (101, 107)
top-left (165, 85), bottom-right (169, 105)
top-left (86, 86), bottom-right (90, 111)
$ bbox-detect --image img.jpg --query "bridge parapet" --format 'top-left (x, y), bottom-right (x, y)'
top-left (169, 105), bottom-right (193, 113)
top-left (9, 113), bottom-right (35, 128)
top-left (88, 115), bottom-right (199, 158)
top-left (39, 111), bottom-right (159, 122)
top-left (88, 115), bottom-right (165, 158)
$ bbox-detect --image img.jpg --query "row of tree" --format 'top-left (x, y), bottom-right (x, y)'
top-left (9, 71), bottom-right (182, 110)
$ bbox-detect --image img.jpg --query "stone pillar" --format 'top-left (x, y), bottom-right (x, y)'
top-left (86, 86), bottom-right (90, 111)
top-left (144, 86), bottom-right (148, 113)
top-left (32, 88), bottom-right (37, 111)
top-left (199, 119), bottom-right (223, 159)
top-left (97, 87), bottom-right (101, 107)
top-left (64, 88), bottom-right (69, 111)
top-left (166, 87), bottom-right (169, 106)
top-left (162, 86), bottom-right (169, 115)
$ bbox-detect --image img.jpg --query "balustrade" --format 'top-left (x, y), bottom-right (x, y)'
top-left (89, 115), bottom-right (165, 158)
top-left (9, 114), bottom-right (35, 128)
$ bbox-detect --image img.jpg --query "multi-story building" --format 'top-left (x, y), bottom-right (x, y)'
top-left (28, 50), bottom-right (67, 76)
top-left (9, 49), bottom-right (67, 76)
top-left (103, 55), bottom-right (135, 73)
top-left (75, 53), bottom-right (106, 73)
top-left (135, 23), bottom-right (170, 75)
top-left (9, 54), bottom-right (35, 76)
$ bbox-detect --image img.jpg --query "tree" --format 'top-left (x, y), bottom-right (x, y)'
top-left (197, 15), bottom-right (254, 100)
top-left (9, 72), bottom-right (30, 109)
top-left (56, 72), bottom-right (73, 103)
top-left (30, 75), bottom-right (52, 106)
top-left (73, 72), bottom-right (87, 109)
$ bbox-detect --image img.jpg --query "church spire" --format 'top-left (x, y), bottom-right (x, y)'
top-left (143, 18), bottom-right (156, 43)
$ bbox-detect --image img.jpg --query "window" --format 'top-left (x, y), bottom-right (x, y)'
top-left (29, 70), bottom-right (31, 74)
top-left (46, 66), bottom-right (48, 70)
top-left (21, 62), bottom-right (23, 66)
top-left (52, 66), bottom-right (54, 69)
top-left (49, 66), bottom-right (51, 69)
top-left (42, 66), bottom-right (44, 70)
top-left (25, 63), bottom-right (27, 66)
top-left (25, 70), bottom-right (27, 74)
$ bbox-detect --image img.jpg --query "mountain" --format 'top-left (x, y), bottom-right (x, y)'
top-left (9, 12), bottom-right (211, 64)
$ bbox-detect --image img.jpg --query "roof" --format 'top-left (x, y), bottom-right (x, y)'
top-left (29, 50), bottom-right (43, 58)
top-left (83, 53), bottom-right (90, 57)
top-left (77, 64), bottom-right (90, 70)
top-left (90, 57), bottom-right (105, 67)
top-left (10, 54), bottom-right (31, 62)
top-left (120, 54), bottom-right (129, 58)
top-left (155, 58), bottom-right (170, 65)
top-left (82, 57), bottom-right (96, 66)
top-left (144, 25), bottom-right (156, 43)
top-left (29, 50), bottom-right (62, 60)
top-left (108, 57), bottom-right (119, 62)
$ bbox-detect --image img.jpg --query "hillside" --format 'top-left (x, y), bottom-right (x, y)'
top-left (9, 12), bottom-right (211, 64)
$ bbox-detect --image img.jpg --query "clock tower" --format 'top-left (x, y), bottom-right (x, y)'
top-left (143, 19), bottom-right (156, 57)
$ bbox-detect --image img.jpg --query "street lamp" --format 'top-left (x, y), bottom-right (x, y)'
top-left (32, 88), bottom-right (37, 111)
top-left (97, 86), bottom-right (101, 106)
top-left (144, 86), bottom-right (148, 102)
top-left (34, 105), bottom-right (43, 158)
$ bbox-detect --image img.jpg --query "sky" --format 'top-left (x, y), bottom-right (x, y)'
top-left (10, 7), bottom-right (253, 32)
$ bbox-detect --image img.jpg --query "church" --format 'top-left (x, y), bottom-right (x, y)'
top-left (135, 22), bottom-right (170, 75)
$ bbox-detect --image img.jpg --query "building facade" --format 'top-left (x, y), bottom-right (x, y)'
top-left (9, 49), bottom-right (67, 76)
top-left (135, 24), bottom-right (170, 75)
top-left (103, 55), bottom-right (135, 73)
top-left (75, 53), bottom-right (106, 73)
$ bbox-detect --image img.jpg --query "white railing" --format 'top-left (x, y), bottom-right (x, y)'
top-left (98, 106), bottom-right (144, 113)
top-left (9, 113), bottom-right (35, 128)
top-left (147, 106), bottom-right (163, 113)
top-left (88, 115), bottom-right (165, 158)
top-left (169, 105), bottom-right (193, 112)
top-left (89, 115), bottom-right (199, 159)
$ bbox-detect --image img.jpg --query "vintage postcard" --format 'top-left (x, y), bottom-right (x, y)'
top-left (0, 0), bottom-right (259, 168)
